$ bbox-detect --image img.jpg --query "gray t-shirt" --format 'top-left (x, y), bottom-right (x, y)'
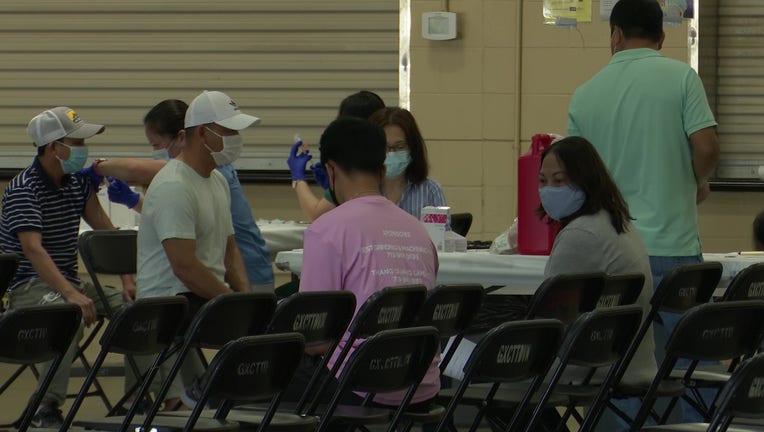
top-left (545, 209), bottom-right (657, 385)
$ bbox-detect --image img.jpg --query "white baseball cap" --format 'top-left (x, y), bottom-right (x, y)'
top-left (27, 106), bottom-right (105, 147)
top-left (184, 90), bottom-right (261, 130)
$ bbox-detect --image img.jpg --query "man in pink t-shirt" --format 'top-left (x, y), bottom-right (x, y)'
top-left (295, 116), bottom-right (440, 409)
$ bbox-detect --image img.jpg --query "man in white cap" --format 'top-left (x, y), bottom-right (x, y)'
top-left (0, 106), bottom-right (136, 427)
top-left (137, 90), bottom-right (254, 306)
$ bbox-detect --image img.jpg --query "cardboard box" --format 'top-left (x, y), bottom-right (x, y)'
top-left (421, 206), bottom-right (450, 251)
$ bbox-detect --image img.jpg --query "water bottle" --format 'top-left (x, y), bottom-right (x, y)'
top-left (517, 134), bottom-right (559, 255)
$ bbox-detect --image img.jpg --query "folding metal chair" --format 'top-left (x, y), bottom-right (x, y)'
top-left (450, 213), bottom-right (473, 237)
top-left (590, 262), bottom-right (723, 427)
top-left (630, 300), bottom-right (764, 431)
top-left (456, 272), bottom-right (605, 429)
top-left (81, 292), bottom-right (278, 432)
top-left (721, 262), bottom-right (764, 302)
top-left (664, 261), bottom-right (764, 411)
top-left (184, 333), bottom-right (308, 432)
top-left (639, 353), bottom-right (764, 432)
top-left (525, 272), bottom-right (606, 323)
top-left (417, 284), bottom-right (485, 373)
top-left (399, 284), bottom-right (485, 429)
top-left (0, 253), bottom-right (29, 400)
top-left (433, 319), bottom-right (564, 432)
top-left (597, 273), bottom-right (645, 309)
top-left (60, 296), bottom-right (189, 432)
top-left (76, 229), bottom-right (139, 412)
top-left (0, 303), bottom-right (80, 432)
top-left (214, 290), bottom-right (357, 431)
top-left (304, 284), bottom-right (428, 418)
top-left (315, 326), bottom-right (441, 432)
top-left (529, 305), bottom-right (644, 432)
top-left (521, 273), bottom-right (645, 431)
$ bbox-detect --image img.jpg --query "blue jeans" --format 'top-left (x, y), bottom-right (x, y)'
top-left (650, 255), bottom-right (717, 424)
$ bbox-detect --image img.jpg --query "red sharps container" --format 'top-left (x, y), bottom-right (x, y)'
top-left (517, 134), bottom-right (559, 255)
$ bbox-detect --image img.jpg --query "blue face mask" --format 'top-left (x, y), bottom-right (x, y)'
top-left (539, 184), bottom-right (586, 221)
top-left (151, 148), bottom-right (170, 161)
top-left (57, 142), bottom-right (89, 174)
top-left (385, 151), bottom-right (411, 179)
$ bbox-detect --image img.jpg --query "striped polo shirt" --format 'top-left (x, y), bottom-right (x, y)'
top-left (0, 157), bottom-right (91, 290)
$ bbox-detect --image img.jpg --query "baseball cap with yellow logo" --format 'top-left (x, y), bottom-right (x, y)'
top-left (27, 106), bottom-right (105, 147)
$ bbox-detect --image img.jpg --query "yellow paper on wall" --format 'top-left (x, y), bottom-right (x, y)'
top-left (543, 0), bottom-right (592, 24)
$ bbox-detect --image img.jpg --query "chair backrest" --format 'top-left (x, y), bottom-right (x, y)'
top-left (200, 332), bottom-right (306, 403)
top-left (450, 213), bottom-right (473, 237)
top-left (416, 284), bottom-right (484, 338)
top-left (267, 291), bottom-right (355, 414)
top-left (78, 229), bottom-right (137, 319)
top-left (78, 229), bottom-right (138, 275)
top-left (711, 353), bottom-right (764, 426)
top-left (723, 262), bottom-right (764, 301)
top-left (316, 326), bottom-right (440, 432)
top-left (598, 273), bottom-right (644, 308)
top-left (188, 291), bottom-right (277, 349)
top-left (630, 300), bottom-right (764, 431)
top-left (347, 284), bottom-right (428, 339)
top-left (0, 253), bottom-right (19, 311)
top-left (0, 303), bottom-right (81, 364)
top-left (526, 305), bottom-right (644, 432)
top-left (465, 319), bottom-right (564, 383)
top-left (526, 272), bottom-right (605, 325)
top-left (0, 303), bottom-right (81, 431)
top-left (434, 319), bottom-right (565, 432)
top-left (267, 290), bottom-right (356, 346)
top-left (62, 297), bottom-right (190, 432)
top-left (98, 296), bottom-right (189, 355)
top-left (665, 300), bottom-right (764, 363)
top-left (335, 326), bottom-right (440, 394)
top-left (139, 292), bottom-right (277, 431)
top-left (652, 261), bottom-right (722, 313)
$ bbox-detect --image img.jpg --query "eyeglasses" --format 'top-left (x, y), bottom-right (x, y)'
top-left (387, 142), bottom-right (408, 153)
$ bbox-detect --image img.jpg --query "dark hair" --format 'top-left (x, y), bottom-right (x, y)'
top-left (754, 211), bottom-right (764, 250)
top-left (319, 117), bottom-right (386, 176)
top-left (538, 136), bottom-right (633, 234)
top-left (338, 91), bottom-right (386, 119)
top-left (368, 107), bottom-right (429, 184)
top-left (143, 99), bottom-right (188, 139)
top-left (610, 0), bottom-right (663, 42)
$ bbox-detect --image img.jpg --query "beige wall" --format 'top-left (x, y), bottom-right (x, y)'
top-left (402, 0), bottom-right (760, 252)
top-left (2, 0), bottom-right (759, 254)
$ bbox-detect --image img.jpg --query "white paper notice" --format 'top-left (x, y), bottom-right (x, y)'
top-left (600, 0), bottom-right (619, 20)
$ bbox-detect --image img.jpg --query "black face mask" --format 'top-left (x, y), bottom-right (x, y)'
top-left (326, 162), bottom-right (341, 206)
top-left (329, 187), bottom-right (340, 206)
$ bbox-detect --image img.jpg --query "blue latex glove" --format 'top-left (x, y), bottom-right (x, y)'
top-left (287, 140), bottom-right (312, 181)
top-left (310, 162), bottom-right (330, 190)
top-left (107, 177), bottom-right (140, 209)
top-left (79, 162), bottom-right (104, 192)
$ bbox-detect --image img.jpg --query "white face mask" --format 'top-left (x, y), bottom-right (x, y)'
top-left (204, 127), bottom-right (243, 166)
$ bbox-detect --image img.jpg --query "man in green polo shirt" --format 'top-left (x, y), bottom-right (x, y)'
top-left (568, 0), bottom-right (719, 427)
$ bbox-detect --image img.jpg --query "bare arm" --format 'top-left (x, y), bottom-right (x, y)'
top-left (18, 231), bottom-right (98, 325)
top-left (294, 180), bottom-right (335, 221)
top-left (81, 192), bottom-right (137, 301)
top-left (96, 158), bottom-right (167, 185)
top-left (162, 238), bottom-right (233, 299)
top-left (690, 127), bottom-right (720, 204)
top-left (223, 235), bottom-right (250, 292)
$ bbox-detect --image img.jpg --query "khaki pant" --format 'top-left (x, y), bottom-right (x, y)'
top-left (8, 278), bottom-right (124, 407)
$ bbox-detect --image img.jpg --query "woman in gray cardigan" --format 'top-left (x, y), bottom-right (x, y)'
top-left (538, 136), bottom-right (657, 431)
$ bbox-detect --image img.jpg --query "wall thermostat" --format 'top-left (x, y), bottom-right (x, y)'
top-left (422, 12), bottom-right (457, 41)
